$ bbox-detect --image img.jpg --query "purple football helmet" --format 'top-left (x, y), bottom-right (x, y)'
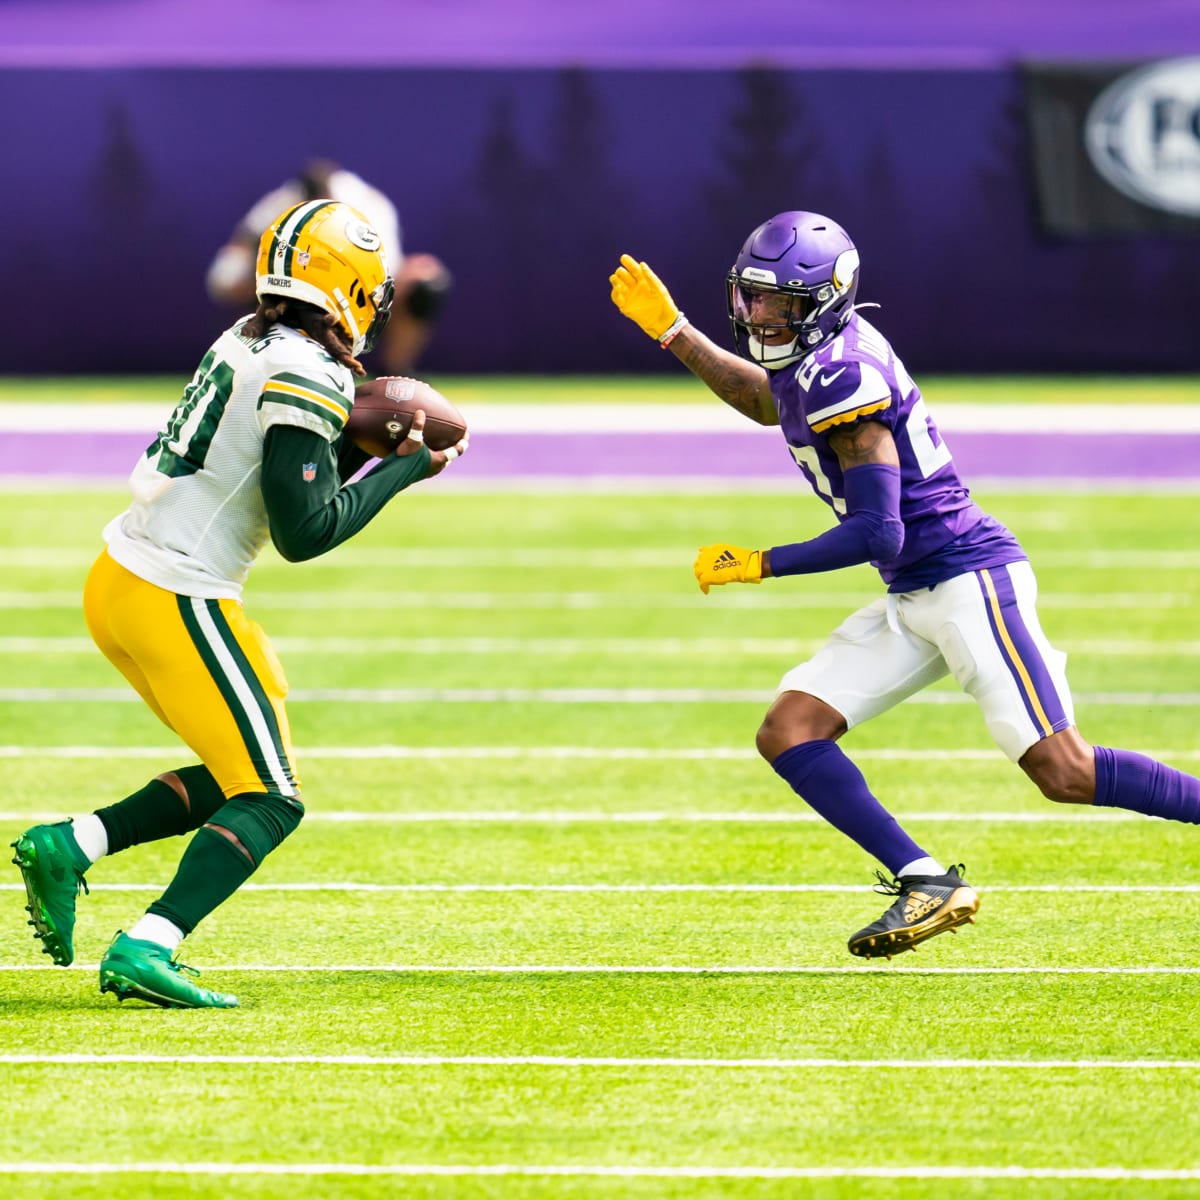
top-left (726, 211), bottom-right (861, 368)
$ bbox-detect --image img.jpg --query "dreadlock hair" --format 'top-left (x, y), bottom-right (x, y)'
top-left (240, 296), bottom-right (365, 375)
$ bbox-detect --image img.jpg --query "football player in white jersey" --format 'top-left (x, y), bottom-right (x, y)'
top-left (206, 159), bottom-right (451, 375)
top-left (11, 199), bottom-right (467, 1009)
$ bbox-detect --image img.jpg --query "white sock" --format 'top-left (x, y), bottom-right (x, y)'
top-left (127, 914), bottom-right (185, 953)
top-left (896, 856), bottom-right (944, 879)
top-left (69, 815), bottom-right (108, 864)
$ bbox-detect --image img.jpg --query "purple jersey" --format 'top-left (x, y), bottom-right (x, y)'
top-left (769, 314), bottom-right (1025, 591)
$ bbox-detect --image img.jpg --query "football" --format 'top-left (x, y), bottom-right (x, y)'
top-left (346, 377), bottom-right (468, 457)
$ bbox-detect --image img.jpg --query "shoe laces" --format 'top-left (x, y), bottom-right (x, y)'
top-left (75, 871), bottom-right (89, 899)
top-left (871, 871), bottom-right (904, 897)
top-left (871, 863), bottom-right (968, 897)
top-left (168, 958), bottom-right (201, 979)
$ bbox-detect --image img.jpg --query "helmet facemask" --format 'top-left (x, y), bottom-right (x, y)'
top-left (359, 277), bottom-right (395, 354)
top-left (726, 211), bottom-right (862, 369)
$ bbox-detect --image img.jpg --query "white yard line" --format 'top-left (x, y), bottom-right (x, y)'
top-left (3, 963), bottom-right (1199, 976)
top-left (5, 635), bottom-right (1200, 655)
top-left (0, 1164), bottom-right (1195, 1181)
top-left (3, 744), bottom-right (1199, 762)
top-left (0, 1053), bottom-right (1197, 1069)
top-left (6, 547), bottom-right (1200, 570)
top-left (3, 687), bottom-right (1200, 705)
top-left (0, 882), bottom-right (1195, 894)
top-left (1, 589), bottom-right (1199, 612)
top-left (0, 809), bottom-right (1149, 824)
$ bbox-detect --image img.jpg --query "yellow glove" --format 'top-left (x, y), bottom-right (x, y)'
top-left (609, 253), bottom-right (688, 344)
top-left (693, 544), bottom-right (764, 594)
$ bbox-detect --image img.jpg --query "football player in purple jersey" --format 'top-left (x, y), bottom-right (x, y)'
top-left (610, 211), bottom-right (1200, 959)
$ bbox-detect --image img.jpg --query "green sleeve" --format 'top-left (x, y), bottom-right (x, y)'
top-left (261, 425), bottom-right (432, 562)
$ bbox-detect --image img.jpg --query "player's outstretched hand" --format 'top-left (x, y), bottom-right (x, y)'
top-left (609, 253), bottom-right (685, 342)
top-left (693, 543), bottom-right (764, 594)
top-left (427, 434), bottom-right (468, 476)
top-left (394, 409), bottom-right (469, 477)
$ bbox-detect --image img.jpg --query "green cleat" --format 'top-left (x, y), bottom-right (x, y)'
top-left (10, 821), bottom-right (91, 966)
top-left (99, 932), bottom-right (239, 1010)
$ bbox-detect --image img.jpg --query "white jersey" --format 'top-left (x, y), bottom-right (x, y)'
top-left (103, 322), bottom-right (355, 600)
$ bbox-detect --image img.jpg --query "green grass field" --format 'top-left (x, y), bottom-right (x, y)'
top-left (2, 373), bottom-right (1199, 406)
top-left (2, 469), bottom-right (1200, 1194)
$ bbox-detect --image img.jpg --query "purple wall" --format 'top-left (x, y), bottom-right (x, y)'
top-left (4, 0), bottom-right (1199, 67)
top-left (4, 60), bottom-right (1200, 375)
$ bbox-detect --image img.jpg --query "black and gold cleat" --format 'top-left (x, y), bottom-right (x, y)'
top-left (848, 864), bottom-right (979, 960)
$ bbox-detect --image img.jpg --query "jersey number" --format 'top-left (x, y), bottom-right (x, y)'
top-left (147, 350), bottom-right (235, 478)
top-left (788, 444), bottom-right (847, 514)
top-left (788, 395), bottom-right (950, 508)
top-left (904, 397), bottom-right (952, 478)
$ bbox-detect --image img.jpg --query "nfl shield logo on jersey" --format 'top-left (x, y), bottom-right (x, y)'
top-left (302, 462), bottom-right (317, 482)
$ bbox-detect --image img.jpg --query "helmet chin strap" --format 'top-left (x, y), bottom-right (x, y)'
top-left (747, 332), bottom-right (807, 370)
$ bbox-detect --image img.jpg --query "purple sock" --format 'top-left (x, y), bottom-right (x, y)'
top-left (1093, 746), bottom-right (1200, 824)
top-left (771, 740), bottom-right (928, 875)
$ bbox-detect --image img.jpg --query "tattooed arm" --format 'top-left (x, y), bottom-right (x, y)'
top-left (665, 324), bottom-right (779, 426)
top-left (826, 418), bottom-right (900, 469)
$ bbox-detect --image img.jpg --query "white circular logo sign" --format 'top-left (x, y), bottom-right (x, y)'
top-left (1085, 57), bottom-right (1200, 216)
top-left (345, 218), bottom-right (382, 252)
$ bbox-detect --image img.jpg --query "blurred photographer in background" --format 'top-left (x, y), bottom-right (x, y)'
top-left (206, 159), bottom-right (451, 375)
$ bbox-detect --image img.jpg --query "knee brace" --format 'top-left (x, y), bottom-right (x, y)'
top-left (206, 791), bottom-right (304, 866)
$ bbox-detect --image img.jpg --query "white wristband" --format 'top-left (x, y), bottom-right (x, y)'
top-left (658, 312), bottom-right (689, 347)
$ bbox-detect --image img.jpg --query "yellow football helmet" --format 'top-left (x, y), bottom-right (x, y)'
top-left (256, 200), bottom-right (395, 355)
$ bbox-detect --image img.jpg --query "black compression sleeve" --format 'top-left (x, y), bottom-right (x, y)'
top-left (262, 424), bottom-right (432, 562)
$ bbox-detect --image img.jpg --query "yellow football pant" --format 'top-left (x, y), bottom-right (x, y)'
top-left (83, 551), bottom-right (301, 799)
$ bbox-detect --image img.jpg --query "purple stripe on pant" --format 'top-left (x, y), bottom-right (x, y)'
top-left (976, 564), bottom-right (1071, 741)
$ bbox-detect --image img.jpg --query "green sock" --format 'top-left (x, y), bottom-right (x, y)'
top-left (148, 826), bottom-right (254, 936)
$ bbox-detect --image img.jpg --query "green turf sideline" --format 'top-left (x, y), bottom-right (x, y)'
top-left (2, 374), bottom-right (1200, 406)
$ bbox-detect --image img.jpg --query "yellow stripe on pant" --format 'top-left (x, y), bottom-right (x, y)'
top-left (83, 551), bottom-right (301, 799)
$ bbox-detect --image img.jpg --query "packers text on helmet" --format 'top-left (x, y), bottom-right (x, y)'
top-left (256, 200), bottom-right (395, 356)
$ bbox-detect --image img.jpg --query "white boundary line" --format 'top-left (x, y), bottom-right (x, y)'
top-left (2, 883), bottom-right (1190, 892)
top-left (1, 1053), bottom-right (1197, 1069)
top-left (0, 1164), bottom-right (1195, 1181)
top-left (4, 688), bottom-right (1200, 705)
top-left (2, 549), bottom-right (1200, 566)
top-left (1, 881), bottom-right (1195, 894)
top-left (0, 809), bottom-right (1154, 825)
top-left (5, 634), bottom-right (1200, 655)
top-left (4, 964), bottom-right (1200, 976)
top-left (2, 745), bottom-right (1199, 763)
top-left (1, 590), bottom-right (1199, 613)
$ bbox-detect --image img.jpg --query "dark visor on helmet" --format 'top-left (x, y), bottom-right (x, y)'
top-left (727, 278), bottom-right (815, 329)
